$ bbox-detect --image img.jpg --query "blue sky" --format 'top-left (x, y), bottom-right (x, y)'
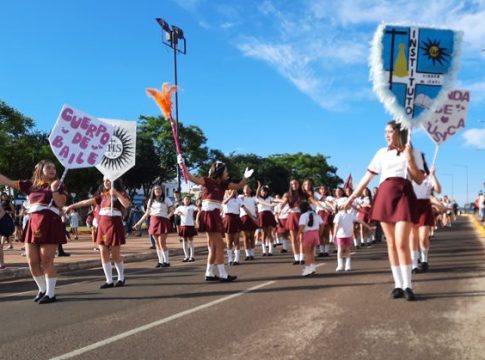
top-left (0, 0), bottom-right (484, 205)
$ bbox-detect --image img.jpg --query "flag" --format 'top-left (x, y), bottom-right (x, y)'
top-left (344, 173), bottom-right (353, 191)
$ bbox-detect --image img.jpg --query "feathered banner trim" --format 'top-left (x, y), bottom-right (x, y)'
top-left (146, 83), bottom-right (177, 120)
top-left (369, 23), bottom-right (463, 129)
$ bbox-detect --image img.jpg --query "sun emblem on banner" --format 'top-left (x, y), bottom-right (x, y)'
top-left (419, 38), bottom-right (450, 65)
top-left (100, 127), bottom-right (134, 170)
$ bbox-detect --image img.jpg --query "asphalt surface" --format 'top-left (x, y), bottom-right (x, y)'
top-left (1, 216), bottom-right (484, 360)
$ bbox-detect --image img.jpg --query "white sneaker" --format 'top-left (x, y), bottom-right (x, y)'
top-left (302, 266), bottom-right (313, 277)
top-left (336, 266), bottom-right (344, 272)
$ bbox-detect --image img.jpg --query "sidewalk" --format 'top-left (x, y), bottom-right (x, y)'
top-left (0, 231), bottom-right (208, 281)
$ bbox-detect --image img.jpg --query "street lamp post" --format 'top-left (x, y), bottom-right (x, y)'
top-left (442, 173), bottom-right (454, 200)
top-left (453, 164), bottom-right (469, 207)
top-left (156, 17), bottom-right (187, 192)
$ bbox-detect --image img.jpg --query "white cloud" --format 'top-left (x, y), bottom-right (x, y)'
top-left (464, 80), bottom-right (485, 103)
top-left (463, 128), bottom-right (485, 149)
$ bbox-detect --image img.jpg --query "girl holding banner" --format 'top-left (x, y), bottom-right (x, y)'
top-left (178, 156), bottom-right (253, 282)
top-left (344, 121), bottom-right (424, 301)
top-left (66, 177), bottom-right (131, 288)
top-left (0, 160), bottom-right (67, 304)
top-left (134, 185), bottom-right (174, 268)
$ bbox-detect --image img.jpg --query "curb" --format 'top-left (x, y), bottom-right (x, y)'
top-left (466, 214), bottom-right (485, 239)
top-left (0, 246), bottom-right (207, 282)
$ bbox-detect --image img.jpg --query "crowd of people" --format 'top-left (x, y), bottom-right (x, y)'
top-left (0, 120), bottom-right (471, 303)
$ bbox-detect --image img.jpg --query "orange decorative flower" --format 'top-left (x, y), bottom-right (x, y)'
top-left (146, 83), bottom-right (177, 120)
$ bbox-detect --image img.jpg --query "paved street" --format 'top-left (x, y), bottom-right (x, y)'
top-left (1, 216), bottom-right (484, 360)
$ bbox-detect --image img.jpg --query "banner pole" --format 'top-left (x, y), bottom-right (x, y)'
top-left (431, 144), bottom-right (439, 169)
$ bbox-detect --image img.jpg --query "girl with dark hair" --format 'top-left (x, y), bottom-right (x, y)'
top-left (135, 185), bottom-right (174, 267)
top-left (298, 201), bottom-right (323, 276)
top-left (66, 177), bottom-right (131, 288)
top-left (256, 181), bottom-right (277, 256)
top-left (1, 192), bottom-right (15, 249)
top-left (238, 185), bottom-right (258, 261)
top-left (315, 185), bottom-right (334, 257)
top-left (0, 160), bottom-right (67, 303)
top-left (356, 187), bottom-right (373, 246)
top-left (222, 189), bottom-right (243, 265)
top-left (411, 155), bottom-right (441, 273)
top-left (282, 179), bottom-right (307, 265)
top-left (274, 194), bottom-right (290, 253)
top-left (174, 195), bottom-right (198, 262)
top-left (344, 120), bottom-right (424, 301)
top-left (178, 156), bottom-right (253, 282)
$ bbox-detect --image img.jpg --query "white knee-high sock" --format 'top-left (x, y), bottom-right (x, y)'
top-left (345, 257), bottom-right (352, 270)
top-left (261, 243), bottom-right (267, 254)
top-left (189, 241), bottom-right (195, 258)
top-left (294, 253), bottom-right (299, 261)
top-left (282, 239), bottom-right (289, 250)
top-left (33, 275), bottom-right (46, 293)
top-left (234, 250), bottom-right (240, 262)
top-left (217, 264), bottom-right (228, 279)
top-left (205, 263), bottom-right (215, 277)
top-left (182, 241), bottom-right (189, 258)
top-left (245, 249), bottom-right (250, 256)
top-left (163, 250), bottom-right (170, 264)
top-left (45, 276), bottom-right (57, 297)
top-left (268, 242), bottom-right (273, 254)
top-left (391, 266), bottom-right (403, 289)
top-left (324, 244), bottom-right (330, 253)
top-left (115, 262), bottom-right (124, 282)
top-left (156, 249), bottom-right (164, 263)
top-left (102, 262), bottom-right (113, 284)
top-left (299, 253), bottom-right (304, 261)
top-left (226, 249), bottom-right (233, 263)
top-left (421, 248), bottom-right (429, 262)
top-left (400, 264), bottom-right (412, 289)
top-left (411, 250), bottom-right (419, 269)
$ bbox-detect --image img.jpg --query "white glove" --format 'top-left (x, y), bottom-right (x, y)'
top-left (177, 154), bottom-right (185, 166)
top-left (243, 167), bottom-right (254, 179)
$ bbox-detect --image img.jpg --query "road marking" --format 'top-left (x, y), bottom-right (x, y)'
top-left (50, 280), bottom-right (275, 360)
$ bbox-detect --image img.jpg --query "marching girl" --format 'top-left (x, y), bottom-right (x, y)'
top-left (411, 159), bottom-right (441, 273)
top-left (356, 187), bottom-right (373, 246)
top-left (256, 182), bottom-right (277, 256)
top-left (1, 192), bottom-right (15, 249)
top-left (238, 185), bottom-right (258, 261)
top-left (344, 120), bottom-right (424, 301)
top-left (274, 195), bottom-right (290, 253)
top-left (0, 160), bottom-right (67, 303)
top-left (179, 156), bottom-right (254, 282)
top-left (66, 177), bottom-right (131, 288)
top-left (315, 185), bottom-right (334, 257)
top-left (222, 189), bottom-right (243, 265)
top-left (344, 186), bottom-right (361, 248)
top-left (281, 179), bottom-right (308, 265)
top-left (298, 201), bottom-right (324, 276)
top-left (174, 195), bottom-right (198, 262)
top-left (134, 185), bottom-right (174, 268)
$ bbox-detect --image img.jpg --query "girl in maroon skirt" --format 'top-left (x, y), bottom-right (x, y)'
top-left (356, 187), bottom-right (373, 246)
top-left (0, 160), bottom-right (67, 304)
top-left (67, 177), bottom-right (131, 288)
top-left (315, 185), bottom-right (334, 257)
top-left (274, 195), bottom-right (290, 253)
top-left (223, 189), bottom-right (243, 265)
top-left (174, 196), bottom-right (198, 262)
top-left (238, 185), bottom-right (258, 261)
top-left (135, 185), bottom-right (174, 267)
top-left (179, 156), bottom-right (253, 282)
top-left (344, 120), bottom-right (425, 301)
top-left (256, 182), bottom-right (277, 256)
top-left (411, 159), bottom-right (441, 273)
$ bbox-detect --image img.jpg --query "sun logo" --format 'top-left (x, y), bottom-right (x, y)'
top-left (420, 38), bottom-right (450, 66)
top-left (100, 127), bottom-right (134, 170)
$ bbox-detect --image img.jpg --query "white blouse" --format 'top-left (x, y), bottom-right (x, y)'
top-left (149, 198), bottom-right (173, 218)
top-left (224, 197), bottom-right (242, 215)
top-left (256, 196), bottom-right (273, 212)
top-left (239, 195), bottom-right (257, 218)
top-left (368, 147), bottom-right (424, 184)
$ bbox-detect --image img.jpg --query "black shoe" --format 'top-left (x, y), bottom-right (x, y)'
top-left (115, 280), bottom-right (125, 287)
top-left (188, 257), bottom-right (195, 262)
top-left (161, 262), bottom-right (170, 268)
top-left (34, 291), bottom-right (46, 302)
top-left (100, 282), bottom-right (114, 289)
top-left (280, 249), bottom-right (288, 253)
top-left (219, 275), bottom-right (237, 282)
top-left (149, 245), bottom-right (156, 249)
top-left (412, 267), bottom-right (421, 274)
top-left (245, 256), bottom-right (251, 261)
top-left (420, 262), bottom-right (429, 272)
top-left (317, 252), bottom-right (324, 258)
top-left (292, 260), bottom-right (300, 265)
top-left (267, 253), bottom-right (274, 256)
top-left (323, 252), bottom-right (329, 257)
top-left (404, 288), bottom-right (416, 301)
top-left (250, 256), bottom-right (255, 260)
top-left (205, 275), bottom-right (220, 281)
top-left (300, 260), bottom-right (305, 265)
top-left (182, 258), bottom-right (189, 263)
top-left (391, 288), bottom-right (405, 299)
top-left (228, 261), bottom-right (234, 266)
top-left (155, 262), bottom-right (162, 268)
top-left (38, 295), bottom-right (56, 304)
top-left (262, 253), bottom-right (267, 256)
top-left (233, 261), bottom-right (240, 266)
top-left (58, 252), bottom-right (70, 257)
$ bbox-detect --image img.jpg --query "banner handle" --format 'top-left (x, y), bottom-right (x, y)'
top-left (431, 144), bottom-right (439, 169)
